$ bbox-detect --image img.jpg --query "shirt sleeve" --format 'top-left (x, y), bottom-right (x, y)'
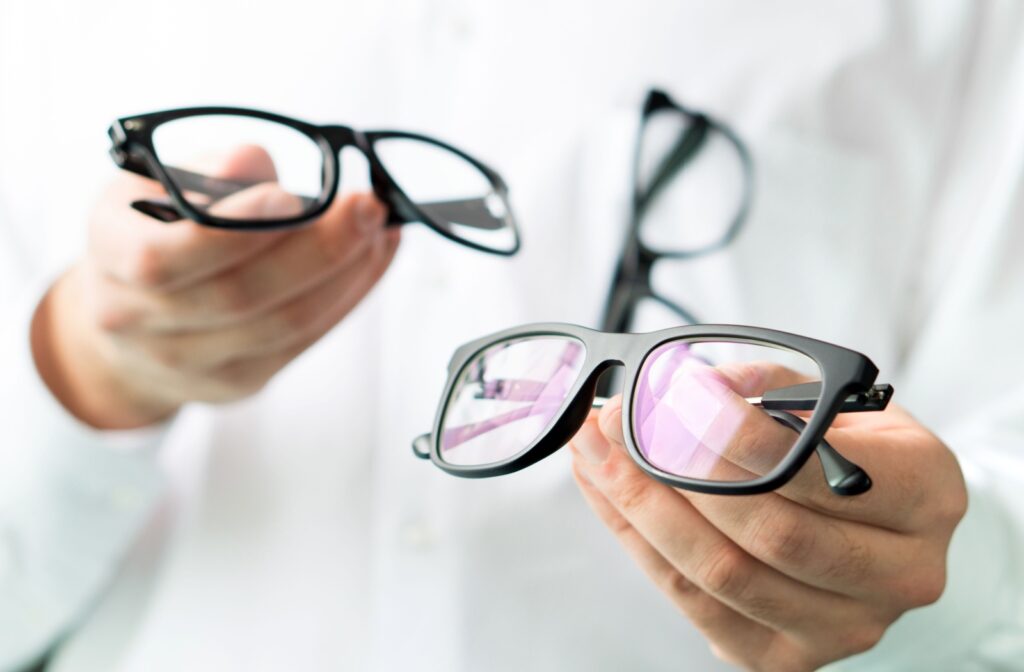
top-left (0, 280), bottom-right (167, 672)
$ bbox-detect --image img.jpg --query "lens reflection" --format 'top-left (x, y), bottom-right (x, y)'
top-left (632, 340), bottom-right (820, 483)
top-left (440, 336), bottom-right (587, 466)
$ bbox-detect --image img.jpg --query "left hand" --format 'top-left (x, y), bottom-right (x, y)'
top-left (569, 387), bottom-right (966, 672)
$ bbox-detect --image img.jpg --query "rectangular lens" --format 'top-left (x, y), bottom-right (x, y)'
top-left (439, 336), bottom-right (587, 466)
top-left (631, 339), bottom-right (821, 483)
top-left (372, 137), bottom-right (517, 253)
top-left (151, 115), bottom-right (325, 222)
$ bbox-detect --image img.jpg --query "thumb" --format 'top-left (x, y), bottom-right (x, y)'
top-left (598, 394), bottom-right (627, 446)
top-left (207, 181), bottom-right (305, 220)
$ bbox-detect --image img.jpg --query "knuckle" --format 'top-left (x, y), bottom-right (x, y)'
top-left (698, 543), bottom-right (753, 600)
top-left (899, 564), bottom-right (947, 608)
top-left (316, 218), bottom-right (364, 267)
top-left (606, 473), bottom-right (654, 516)
top-left (213, 278), bottom-right (258, 317)
top-left (278, 296), bottom-right (319, 334)
top-left (940, 476), bottom-right (968, 528)
top-left (93, 298), bottom-right (137, 334)
top-left (124, 244), bottom-right (170, 288)
top-left (208, 361), bottom-right (269, 397)
top-left (841, 623), bottom-right (887, 657)
top-left (144, 343), bottom-right (185, 371)
top-left (663, 568), bottom-right (702, 599)
top-left (747, 508), bottom-right (817, 568)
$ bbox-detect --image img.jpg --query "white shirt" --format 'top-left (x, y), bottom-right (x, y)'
top-left (1, 1), bottom-right (1023, 670)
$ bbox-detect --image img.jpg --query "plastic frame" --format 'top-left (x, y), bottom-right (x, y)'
top-left (415, 323), bottom-right (893, 496)
top-left (107, 106), bottom-right (520, 256)
top-left (600, 88), bottom-right (754, 337)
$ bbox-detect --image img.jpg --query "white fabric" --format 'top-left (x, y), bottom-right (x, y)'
top-left (0, 0), bottom-right (1022, 670)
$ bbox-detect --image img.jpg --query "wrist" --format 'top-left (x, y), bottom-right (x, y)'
top-left (31, 266), bottom-right (179, 429)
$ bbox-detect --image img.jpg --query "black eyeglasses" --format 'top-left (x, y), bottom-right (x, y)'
top-left (107, 107), bottom-right (520, 255)
top-left (413, 323), bottom-right (893, 496)
top-left (601, 88), bottom-right (753, 334)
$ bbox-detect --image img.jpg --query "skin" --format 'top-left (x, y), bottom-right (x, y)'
top-left (568, 361), bottom-right (967, 672)
top-left (32, 146), bottom-right (400, 429)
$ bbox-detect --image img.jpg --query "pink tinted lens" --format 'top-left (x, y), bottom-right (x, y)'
top-left (440, 336), bottom-right (587, 466)
top-left (632, 340), bottom-right (820, 483)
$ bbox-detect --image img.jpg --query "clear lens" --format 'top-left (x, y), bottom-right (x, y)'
top-left (151, 115), bottom-right (325, 221)
top-left (439, 336), bottom-right (587, 466)
top-left (636, 108), bottom-right (747, 253)
top-left (632, 339), bottom-right (820, 483)
top-left (372, 137), bottom-right (516, 252)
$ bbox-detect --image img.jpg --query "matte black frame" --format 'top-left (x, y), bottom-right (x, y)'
top-left (420, 323), bottom-right (891, 496)
top-left (107, 106), bottom-right (521, 255)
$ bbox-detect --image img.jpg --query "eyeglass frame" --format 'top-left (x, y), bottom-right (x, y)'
top-left (413, 322), bottom-right (893, 497)
top-left (107, 106), bottom-right (521, 255)
top-left (600, 88), bottom-right (754, 334)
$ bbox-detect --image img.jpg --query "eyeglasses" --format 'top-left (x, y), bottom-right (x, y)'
top-left (412, 323), bottom-right (893, 496)
top-left (107, 107), bottom-right (520, 255)
top-left (601, 88), bottom-right (753, 334)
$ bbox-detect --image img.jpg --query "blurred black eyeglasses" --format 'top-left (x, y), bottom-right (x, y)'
top-left (107, 107), bottom-right (520, 255)
top-left (598, 88), bottom-right (753, 394)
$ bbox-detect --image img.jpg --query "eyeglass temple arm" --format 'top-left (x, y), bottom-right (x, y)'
top-left (481, 380), bottom-right (894, 414)
top-left (754, 382), bottom-right (893, 413)
top-left (764, 410), bottom-right (872, 496)
top-left (130, 176), bottom-right (503, 232)
top-left (115, 144), bottom-right (507, 231)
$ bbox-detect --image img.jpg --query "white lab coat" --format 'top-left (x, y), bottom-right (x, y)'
top-left (0, 1), bottom-right (1022, 670)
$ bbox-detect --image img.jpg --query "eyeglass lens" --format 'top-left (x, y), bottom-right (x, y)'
top-left (437, 335), bottom-right (823, 485)
top-left (439, 336), bottom-right (588, 467)
top-left (151, 115), bottom-right (325, 222)
top-left (372, 138), bottom-right (517, 253)
top-left (632, 340), bottom-right (821, 483)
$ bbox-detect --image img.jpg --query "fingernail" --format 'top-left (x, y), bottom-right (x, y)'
top-left (574, 422), bottom-right (611, 465)
top-left (356, 196), bottom-right (384, 233)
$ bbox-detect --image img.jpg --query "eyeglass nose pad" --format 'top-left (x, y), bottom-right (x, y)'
top-left (132, 198), bottom-right (184, 223)
top-left (411, 433), bottom-right (432, 460)
top-left (765, 410), bottom-right (872, 497)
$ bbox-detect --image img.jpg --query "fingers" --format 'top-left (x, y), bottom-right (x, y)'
top-left (633, 359), bottom-right (807, 482)
top-left (570, 464), bottom-right (782, 670)
top-left (592, 393), bottom-right (956, 601)
top-left (644, 358), bottom-right (957, 533)
top-left (570, 415), bottom-right (862, 639)
top-left (112, 223), bottom-right (399, 374)
top-left (90, 154), bottom-right (291, 290)
top-left (679, 485), bottom-right (921, 602)
top-left (93, 192), bottom-right (387, 332)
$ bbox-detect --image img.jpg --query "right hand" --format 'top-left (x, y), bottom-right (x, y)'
top-left (32, 146), bottom-right (400, 429)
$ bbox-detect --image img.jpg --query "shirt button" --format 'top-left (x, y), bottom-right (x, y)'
top-left (399, 519), bottom-right (437, 551)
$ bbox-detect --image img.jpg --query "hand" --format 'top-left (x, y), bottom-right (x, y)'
top-left (569, 367), bottom-right (967, 672)
top-left (32, 146), bottom-right (400, 429)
